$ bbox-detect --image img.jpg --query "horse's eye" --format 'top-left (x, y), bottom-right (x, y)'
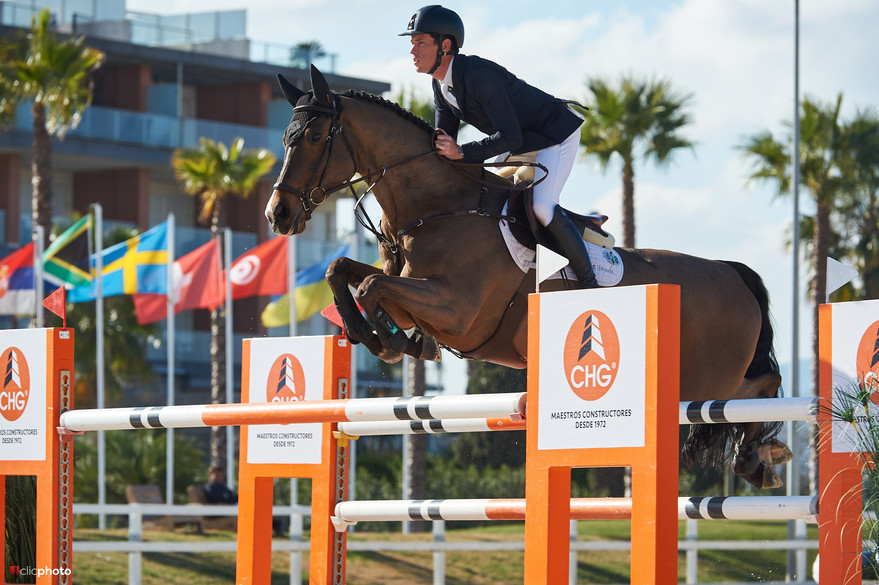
top-left (306, 128), bottom-right (323, 144)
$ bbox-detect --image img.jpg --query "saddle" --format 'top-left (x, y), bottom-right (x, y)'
top-left (505, 188), bottom-right (615, 251)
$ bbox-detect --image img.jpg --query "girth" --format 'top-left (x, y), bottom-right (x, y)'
top-left (455, 270), bottom-right (532, 367)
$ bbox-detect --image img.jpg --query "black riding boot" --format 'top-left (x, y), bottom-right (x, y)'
top-left (545, 206), bottom-right (599, 289)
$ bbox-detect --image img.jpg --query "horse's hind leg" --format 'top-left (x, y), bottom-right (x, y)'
top-left (731, 371), bottom-right (792, 489)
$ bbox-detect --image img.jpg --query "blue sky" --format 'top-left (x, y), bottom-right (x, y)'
top-left (129, 0), bottom-right (879, 394)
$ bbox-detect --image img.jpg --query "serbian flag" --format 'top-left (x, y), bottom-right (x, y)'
top-left (226, 236), bottom-right (288, 300)
top-left (0, 243), bottom-right (37, 315)
top-left (132, 238), bottom-right (223, 325)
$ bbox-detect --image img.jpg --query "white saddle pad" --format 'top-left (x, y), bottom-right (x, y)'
top-left (499, 204), bottom-right (624, 287)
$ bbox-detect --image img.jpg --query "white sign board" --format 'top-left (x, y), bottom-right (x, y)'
top-left (537, 287), bottom-right (647, 451)
top-left (830, 300), bottom-right (879, 453)
top-left (0, 329), bottom-right (48, 461)
top-left (245, 336), bottom-right (326, 464)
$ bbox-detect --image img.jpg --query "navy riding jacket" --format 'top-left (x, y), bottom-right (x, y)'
top-left (433, 54), bottom-right (583, 163)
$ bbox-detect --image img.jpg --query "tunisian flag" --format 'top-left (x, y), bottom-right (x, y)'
top-left (133, 238), bottom-right (223, 325)
top-left (225, 236), bottom-right (288, 300)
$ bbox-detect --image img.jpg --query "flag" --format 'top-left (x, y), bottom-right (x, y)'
top-left (260, 245), bottom-right (349, 327)
top-left (0, 243), bottom-right (36, 315)
top-left (132, 238), bottom-right (223, 325)
top-left (68, 221), bottom-right (169, 303)
top-left (43, 215), bottom-right (91, 288)
top-left (42, 287), bottom-right (66, 327)
top-left (227, 236), bottom-right (289, 300)
top-left (320, 302), bottom-right (345, 329)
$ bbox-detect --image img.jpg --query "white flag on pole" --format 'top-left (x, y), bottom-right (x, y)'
top-left (826, 257), bottom-right (858, 299)
top-left (536, 245), bottom-right (569, 291)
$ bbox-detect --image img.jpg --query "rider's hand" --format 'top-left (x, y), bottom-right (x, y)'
top-left (434, 130), bottom-right (464, 160)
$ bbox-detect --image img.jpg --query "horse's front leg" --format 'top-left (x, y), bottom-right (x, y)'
top-left (354, 272), bottom-right (478, 362)
top-left (326, 257), bottom-right (441, 363)
top-left (325, 257), bottom-right (390, 358)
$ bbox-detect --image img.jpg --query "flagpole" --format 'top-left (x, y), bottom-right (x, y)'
top-left (34, 225), bottom-right (44, 327)
top-left (286, 234), bottom-right (300, 576)
top-left (287, 236), bottom-right (297, 335)
top-left (92, 203), bottom-right (106, 530)
top-left (166, 213), bottom-right (176, 505)
top-left (224, 228), bottom-right (235, 489)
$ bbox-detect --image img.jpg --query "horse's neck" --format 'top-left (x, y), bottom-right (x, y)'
top-left (343, 103), bottom-right (479, 230)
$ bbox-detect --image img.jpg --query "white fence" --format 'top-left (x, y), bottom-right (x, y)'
top-left (71, 503), bottom-right (818, 585)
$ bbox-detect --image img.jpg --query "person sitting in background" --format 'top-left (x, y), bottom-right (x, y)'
top-left (204, 466), bottom-right (237, 504)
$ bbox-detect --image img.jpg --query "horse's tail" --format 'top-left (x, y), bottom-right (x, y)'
top-left (681, 261), bottom-right (783, 472)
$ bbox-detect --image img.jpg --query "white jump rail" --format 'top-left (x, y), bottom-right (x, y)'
top-left (335, 396), bottom-right (821, 437)
top-left (58, 392), bottom-right (526, 432)
top-left (331, 495), bottom-right (819, 530)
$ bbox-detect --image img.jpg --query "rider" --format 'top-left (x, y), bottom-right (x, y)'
top-left (401, 4), bottom-right (598, 289)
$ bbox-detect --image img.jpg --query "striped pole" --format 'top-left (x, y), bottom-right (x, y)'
top-left (338, 417), bottom-right (526, 437)
top-left (336, 396), bottom-right (821, 438)
top-left (58, 392), bottom-right (527, 432)
top-left (331, 496), bottom-right (819, 530)
top-left (679, 396), bottom-right (819, 425)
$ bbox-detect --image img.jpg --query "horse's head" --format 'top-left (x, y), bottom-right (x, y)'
top-left (266, 65), bottom-right (356, 236)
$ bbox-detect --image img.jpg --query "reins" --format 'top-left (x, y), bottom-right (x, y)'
top-left (273, 94), bottom-right (550, 254)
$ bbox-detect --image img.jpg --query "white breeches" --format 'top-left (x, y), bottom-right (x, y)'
top-left (532, 128), bottom-right (580, 226)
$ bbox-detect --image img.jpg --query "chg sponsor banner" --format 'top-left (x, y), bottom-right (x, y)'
top-left (0, 329), bottom-right (48, 461)
top-left (245, 336), bottom-right (326, 464)
top-left (537, 287), bottom-right (647, 451)
top-left (830, 299), bottom-right (879, 453)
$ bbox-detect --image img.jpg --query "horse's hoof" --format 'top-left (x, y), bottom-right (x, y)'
top-left (733, 458), bottom-right (784, 489)
top-left (757, 438), bottom-right (793, 466)
top-left (733, 453), bottom-right (760, 476)
top-left (761, 465), bottom-right (783, 489)
top-left (409, 331), bottom-right (442, 362)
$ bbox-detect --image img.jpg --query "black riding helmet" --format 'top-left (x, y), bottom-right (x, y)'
top-left (400, 5), bottom-right (464, 74)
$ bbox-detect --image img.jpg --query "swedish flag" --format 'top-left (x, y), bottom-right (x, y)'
top-left (68, 221), bottom-right (169, 303)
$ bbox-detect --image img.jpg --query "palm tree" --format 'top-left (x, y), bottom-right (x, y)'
top-left (0, 9), bottom-right (103, 246)
top-left (836, 108), bottom-right (879, 298)
top-left (290, 41), bottom-right (326, 70)
top-left (172, 137), bottom-right (276, 467)
top-left (741, 94), bottom-right (849, 378)
top-left (578, 75), bottom-right (694, 248)
top-left (740, 94), bottom-right (855, 494)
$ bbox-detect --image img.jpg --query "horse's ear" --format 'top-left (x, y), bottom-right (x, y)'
top-left (277, 74), bottom-right (306, 106)
top-left (310, 64), bottom-right (332, 108)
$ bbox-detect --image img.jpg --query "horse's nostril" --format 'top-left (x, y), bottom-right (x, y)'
top-left (273, 201), bottom-right (289, 222)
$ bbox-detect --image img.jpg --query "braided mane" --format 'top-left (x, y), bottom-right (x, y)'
top-left (340, 90), bottom-right (434, 135)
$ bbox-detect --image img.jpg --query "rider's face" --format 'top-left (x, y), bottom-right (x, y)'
top-left (410, 33), bottom-right (438, 74)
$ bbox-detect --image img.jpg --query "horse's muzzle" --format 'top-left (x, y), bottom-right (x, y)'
top-left (265, 196), bottom-right (304, 236)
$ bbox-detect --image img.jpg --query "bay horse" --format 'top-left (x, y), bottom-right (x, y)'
top-left (266, 66), bottom-right (790, 489)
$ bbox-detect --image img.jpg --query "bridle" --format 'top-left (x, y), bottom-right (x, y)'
top-left (271, 99), bottom-right (357, 222)
top-left (272, 96), bottom-right (435, 226)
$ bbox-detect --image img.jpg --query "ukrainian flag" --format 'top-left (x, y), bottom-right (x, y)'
top-left (68, 221), bottom-right (168, 303)
top-left (261, 244), bottom-right (351, 327)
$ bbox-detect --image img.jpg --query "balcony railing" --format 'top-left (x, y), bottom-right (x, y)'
top-left (1, 2), bottom-right (337, 73)
top-left (11, 103), bottom-right (284, 156)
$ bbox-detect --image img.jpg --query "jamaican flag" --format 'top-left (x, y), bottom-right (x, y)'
top-left (44, 215), bottom-right (92, 288)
